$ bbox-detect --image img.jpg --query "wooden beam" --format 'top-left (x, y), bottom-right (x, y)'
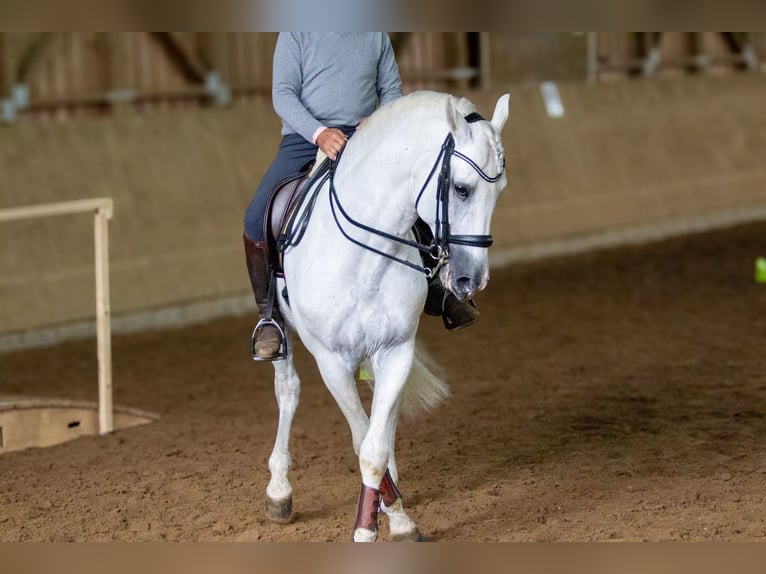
top-left (721, 32), bottom-right (745, 54)
top-left (0, 33), bottom-right (14, 96)
top-left (479, 32), bottom-right (491, 90)
top-left (0, 198), bottom-right (115, 436)
top-left (104, 33), bottom-right (131, 113)
top-left (586, 32), bottom-right (598, 83)
top-left (390, 32), bottom-right (411, 55)
top-left (0, 198), bottom-right (114, 222)
top-left (692, 32), bottom-right (710, 70)
top-left (453, 33), bottom-right (470, 90)
top-left (721, 32), bottom-right (759, 69)
top-left (152, 32), bottom-right (208, 84)
top-left (199, 33), bottom-right (229, 79)
top-left (17, 33), bottom-right (57, 84)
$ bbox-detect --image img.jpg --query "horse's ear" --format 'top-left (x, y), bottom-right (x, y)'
top-left (446, 96), bottom-right (471, 142)
top-left (491, 94), bottom-right (510, 133)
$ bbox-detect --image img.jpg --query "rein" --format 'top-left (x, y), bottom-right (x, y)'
top-left (328, 112), bottom-right (504, 279)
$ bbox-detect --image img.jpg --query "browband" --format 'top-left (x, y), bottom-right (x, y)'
top-left (464, 112), bottom-right (485, 123)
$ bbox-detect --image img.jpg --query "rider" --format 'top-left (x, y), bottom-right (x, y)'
top-left (244, 32), bottom-right (479, 360)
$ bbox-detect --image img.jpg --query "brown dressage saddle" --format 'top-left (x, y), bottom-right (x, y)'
top-left (249, 158), bottom-right (330, 360)
top-left (264, 158), bottom-right (331, 277)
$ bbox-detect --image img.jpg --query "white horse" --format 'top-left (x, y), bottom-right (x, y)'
top-left (266, 90), bottom-right (509, 541)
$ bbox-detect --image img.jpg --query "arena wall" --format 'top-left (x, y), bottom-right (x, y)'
top-left (2, 75), bottom-right (766, 348)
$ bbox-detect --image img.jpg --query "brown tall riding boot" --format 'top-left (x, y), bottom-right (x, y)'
top-left (413, 219), bottom-right (480, 330)
top-left (243, 233), bottom-right (286, 360)
top-left (423, 276), bottom-right (480, 330)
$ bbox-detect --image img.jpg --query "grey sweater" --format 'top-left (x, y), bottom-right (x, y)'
top-left (272, 32), bottom-right (403, 142)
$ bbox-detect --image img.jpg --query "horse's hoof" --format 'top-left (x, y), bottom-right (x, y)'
top-left (391, 528), bottom-right (428, 542)
top-left (265, 495), bottom-right (293, 523)
top-left (353, 527), bottom-right (378, 542)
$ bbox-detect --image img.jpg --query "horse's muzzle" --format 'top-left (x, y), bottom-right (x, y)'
top-left (451, 273), bottom-right (485, 300)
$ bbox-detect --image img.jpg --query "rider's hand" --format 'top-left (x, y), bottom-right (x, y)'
top-left (316, 128), bottom-right (348, 161)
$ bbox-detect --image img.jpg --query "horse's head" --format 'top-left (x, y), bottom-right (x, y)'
top-left (420, 94), bottom-right (509, 300)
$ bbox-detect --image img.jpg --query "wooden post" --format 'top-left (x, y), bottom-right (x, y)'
top-left (17, 33), bottom-right (56, 85)
top-left (452, 32), bottom-right (470, 91)
top-left (390, 33), bottom-right (410, 55)
top-left (153, 32), bottom-right (208, 83)
top-left (0, 33), bottom-right (14, 96)
top-left (100, 33), bottom-right (132, 113)
top-left (94, 205), bottom-right (113, 435)
top-left (586, 32), bottom-right (598, 83)
top-left (200, 33), bottom-right (228, 79)
top-left (693, 32), bottom-right (709, 71)
top-left (198, 32), bottom-right (231, 107)
top-left (479, 32), bottom-right (491, 90)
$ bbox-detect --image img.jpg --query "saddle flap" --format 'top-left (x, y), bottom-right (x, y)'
top-left (264, 157), bottom-right (333, 276)
top-left (263, 162), bottom-right (314, 266)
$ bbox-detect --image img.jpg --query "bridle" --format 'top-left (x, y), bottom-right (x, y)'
top-left (327, 112), bottom-right (505, 279)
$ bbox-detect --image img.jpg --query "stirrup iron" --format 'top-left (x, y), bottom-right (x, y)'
top-left (251, 318), bottom-right (288, 361)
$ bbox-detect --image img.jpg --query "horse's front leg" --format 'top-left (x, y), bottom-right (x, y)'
top-left (265, 332), bottom-right (300, 522)
top-left (378, 413), bottom-right (422, 541)
top-left (354, 343), bottom-right (419, 542)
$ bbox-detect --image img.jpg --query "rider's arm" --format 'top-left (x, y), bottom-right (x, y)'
top-left (272, 33), bottom-right (324, 143)
top-left (377, 34), bottom-right (403, 107)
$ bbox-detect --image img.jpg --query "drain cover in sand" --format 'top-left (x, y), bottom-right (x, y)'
top-left (0, 396), bottom-right (158, 454)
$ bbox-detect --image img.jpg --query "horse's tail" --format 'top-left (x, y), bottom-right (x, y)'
top-left (401, 344), bottom-right (450, 417)
top-left (359, 343), bottom-right (450, 417)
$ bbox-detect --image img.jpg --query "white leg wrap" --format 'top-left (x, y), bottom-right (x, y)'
top-left (353, 527), bottom-right (378, 543)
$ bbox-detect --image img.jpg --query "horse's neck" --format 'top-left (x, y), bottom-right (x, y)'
top-left (290, 112), bottom-right (445, 284)
top-left (331, 121), bottom-right (441, 241)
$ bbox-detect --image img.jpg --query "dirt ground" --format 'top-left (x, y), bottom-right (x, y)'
top-left (1, 223), bottom-right (765, 542)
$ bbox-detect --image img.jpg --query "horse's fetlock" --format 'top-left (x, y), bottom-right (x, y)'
top-left (268, 452), bottom-right (292, 473)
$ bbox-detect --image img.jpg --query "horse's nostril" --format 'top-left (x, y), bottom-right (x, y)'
top-left (456, 276), bottom-right (473, 294)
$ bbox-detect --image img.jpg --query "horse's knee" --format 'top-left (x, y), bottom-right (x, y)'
top-left (359, 437), bottom-right (388, 487)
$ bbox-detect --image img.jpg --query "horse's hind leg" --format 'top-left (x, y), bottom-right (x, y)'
top-left (265, 332), bottom-right (300, 522)
top-left (313, 350), bottom-right (370, 454)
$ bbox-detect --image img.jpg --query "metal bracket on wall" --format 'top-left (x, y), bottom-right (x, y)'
top-left (734, 33), bottom-right (760, 70)
top-left (1, 99), bottom-right (13, 124)
top-left (642, 33), bottom-right (663, 77)
top-left (742, 45), bottom-right (760, 70)
top-left (1, 83), bottom-right (29, 124)
top-left (105, 89), bottom-right (137, 106)
top-left (204, 71), bottom-right (231, 107)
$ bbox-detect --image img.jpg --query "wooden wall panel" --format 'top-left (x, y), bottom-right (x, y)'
top-left (3, 76), bottom-right (766, 341)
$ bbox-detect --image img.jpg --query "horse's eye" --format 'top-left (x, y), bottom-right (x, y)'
top-left (454, 184), bottom-right (471, 199)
